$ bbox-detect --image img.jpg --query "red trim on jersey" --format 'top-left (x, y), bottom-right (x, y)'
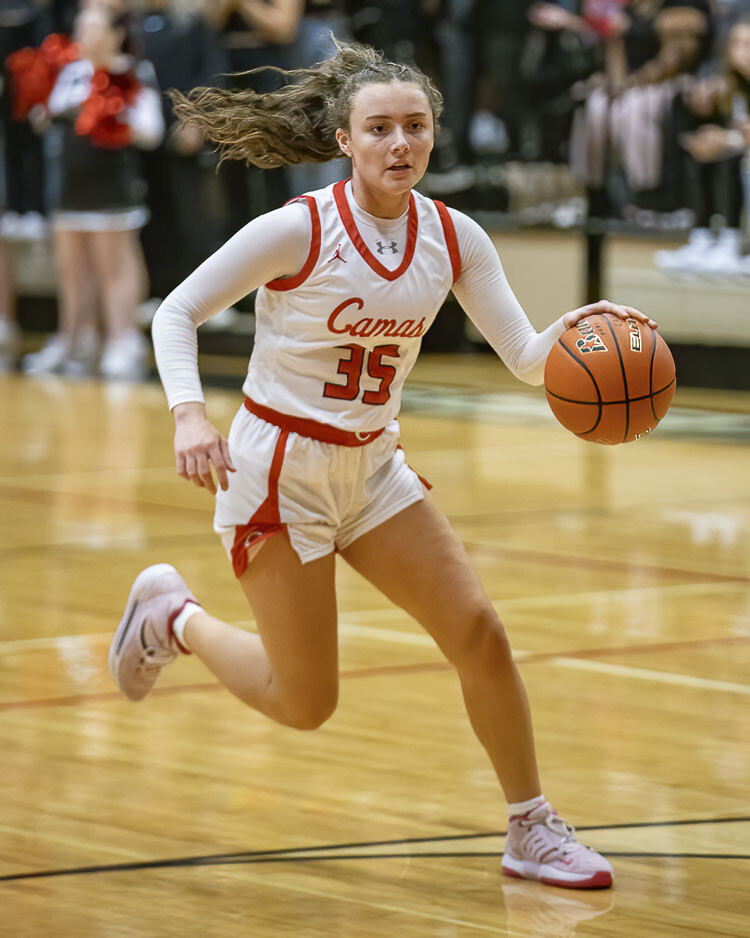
top-left (230, 429), bottom-right (289, 578)
top-left (333, 179), bottom-right (418, 281)
top-left (266, 195), bottom-right (321, 291)
top-left (244, 397), bottom-right (385, 447)
top-left (434, 200), bottom-right (461, 283)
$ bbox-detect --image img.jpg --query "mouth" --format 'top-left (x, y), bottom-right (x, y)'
top-left (386, 163), bottom-right (412, 172)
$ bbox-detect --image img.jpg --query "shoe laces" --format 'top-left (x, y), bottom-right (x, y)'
top-left (520, 810), bottom-right (579, 857)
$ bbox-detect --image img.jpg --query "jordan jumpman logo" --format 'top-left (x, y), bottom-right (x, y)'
top-left (328, 244), bottom-right (347, 263)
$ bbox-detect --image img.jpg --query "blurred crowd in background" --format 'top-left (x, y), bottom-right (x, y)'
top-left (1, 0), bottom-right (749, 380)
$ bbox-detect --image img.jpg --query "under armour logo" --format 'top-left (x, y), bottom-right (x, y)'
top-left (376, 240), bottom-right (399, 255)
top-left (328, 244), bottom-right (347, 264)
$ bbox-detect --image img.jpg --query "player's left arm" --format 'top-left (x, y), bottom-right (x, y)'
top-left (449, 210), bottom-right (656, 386)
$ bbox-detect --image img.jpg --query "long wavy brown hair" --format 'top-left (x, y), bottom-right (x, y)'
top-left (169, 39), bottom-right (443, 168)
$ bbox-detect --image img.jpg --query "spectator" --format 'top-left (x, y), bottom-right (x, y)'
top-left (206, 0), bottom-right (303, 237)
top-left (23, 5), bottom-right (164, 379)
top-left (2, 1), bottom-right (59, 372)
top-left (571, 0), bottom-right (713, 220)
top-left (0, 239), bottom-right (20, 371)
top-left (285, 0), bottom-right (350, 196)
top-left (1, 0), bottom-right (50, 232)
top-left (137, 0), bottom-right (227, 299)
top-left (468, 1), bottom-right (537, 161)
top-left (655, 14), bottom-right (750, 273)
top-left (522, 2), bottom-right (605, 163)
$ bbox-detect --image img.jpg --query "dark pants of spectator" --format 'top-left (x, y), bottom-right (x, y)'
top-left (3, 119), bottom-right (46, 215)
top-left (686, 154), bottom-right (744, 229)
top-left (139, 146), bottom-right (228, 299)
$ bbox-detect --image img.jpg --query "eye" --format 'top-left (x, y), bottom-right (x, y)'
top-left (370, 124), bottom-right (386, 134)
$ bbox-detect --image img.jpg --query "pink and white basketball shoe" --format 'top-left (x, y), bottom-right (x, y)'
top-left (109, 564), bottom-right (195, 701)
top-left (502, 801), bottom-right (613, 889)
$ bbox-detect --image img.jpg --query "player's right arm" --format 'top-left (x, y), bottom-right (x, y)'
top-left (152, 202), bottom-right (311, 492)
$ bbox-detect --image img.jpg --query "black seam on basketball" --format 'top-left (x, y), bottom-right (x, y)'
top-left (545, 376), bottom-right (676, 407)
top-left (649, 327), bottom-right (658, 422)
top-left (602, 315), bottom-right (629, 443)
top-left (554, 338), bottom-right (603, 434)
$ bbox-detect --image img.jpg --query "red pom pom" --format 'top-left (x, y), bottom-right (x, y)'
top-left (74, 69), bottom-right (140, 149)
top-left (6, 35), bottom-right (79, 121)
top-left (91, 71), bottom-right (110, 92)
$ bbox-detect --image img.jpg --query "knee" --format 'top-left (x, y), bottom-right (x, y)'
top-left (281, 684), bottom-right (339, 731)
top-left (450, 606), bottom-right (514, 675)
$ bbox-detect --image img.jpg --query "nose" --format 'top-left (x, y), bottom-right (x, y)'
top-left (391, 126), bottom-right (410, 152)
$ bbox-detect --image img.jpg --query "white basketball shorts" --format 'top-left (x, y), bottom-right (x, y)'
top-left (214, 403), bottom-right (428, 574)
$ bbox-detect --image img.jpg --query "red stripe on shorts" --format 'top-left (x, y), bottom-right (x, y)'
top-left (230, 428), bottom-right (290, 578)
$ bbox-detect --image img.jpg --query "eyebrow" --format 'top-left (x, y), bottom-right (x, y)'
top-left (364, 112), bottom-right (429, 120)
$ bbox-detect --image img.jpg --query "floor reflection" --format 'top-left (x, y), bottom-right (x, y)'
top-left (501, 879), bottom-right (615, 937)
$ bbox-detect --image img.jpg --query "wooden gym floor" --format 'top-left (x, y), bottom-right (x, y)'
top-left (1, 357), bottom-right (748, 937)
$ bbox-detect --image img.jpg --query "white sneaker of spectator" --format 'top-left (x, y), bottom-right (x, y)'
top-left (100, 330), bottom-right (150, 382)
top-left (15, 212), bottom-right (48, 240)
top-left (0, 316), bottom-right (21, 372)
top-left (0, 212), bottom-right (20, 238)
top-left (655, 228), bottom-right (746, 279)
top-left (23, 328), bottom-right (100, 377)
top-left (63, 328), bottom-right (101, 377)
top-left (0, 212), bottom-right (48, 241)
top-left (653, 227), bottom-right (714, 278)
top-left (697, 228), bottom-right (743, 278)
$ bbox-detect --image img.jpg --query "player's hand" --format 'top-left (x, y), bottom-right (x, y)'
top-left (562, 300), bottom-right (657, 331)
top-left (173, 402), bottom-right (236, 495)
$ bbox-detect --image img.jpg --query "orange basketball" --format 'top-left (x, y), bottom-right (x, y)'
top-left (543, 313), bottom-right (676, 444)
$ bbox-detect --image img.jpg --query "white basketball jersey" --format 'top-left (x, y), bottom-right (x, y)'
top-left (243, 179), bottom-right (461, 432)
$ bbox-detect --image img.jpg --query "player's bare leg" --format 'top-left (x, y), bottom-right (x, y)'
top-left (340, 496), bottom-right (613, 888)
top-left (110, 531), bottom-right (340, 730)
top-left (340, 495), bottom-right (540, 803)
top-left (185, 534), bottom-right (339, 729)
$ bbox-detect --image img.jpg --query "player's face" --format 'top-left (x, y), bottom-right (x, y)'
top-left (338, 82), bottom-right (434, 207)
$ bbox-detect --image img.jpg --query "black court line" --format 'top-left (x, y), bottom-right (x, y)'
top-left (1, 817), bottom-right (747, 884)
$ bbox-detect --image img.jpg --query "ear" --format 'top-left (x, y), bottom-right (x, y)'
top-left (335, 128), bottom-right (352, 158)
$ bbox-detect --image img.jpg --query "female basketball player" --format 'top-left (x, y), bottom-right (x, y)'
top-left (110, 40), bottom-right (657, 890)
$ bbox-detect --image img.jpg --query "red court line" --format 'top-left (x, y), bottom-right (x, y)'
top-left (2, 634), bottom-right (748, 713)
top-left (0, 484), bottom-right (211, 519)
top-left (463, 541), bottom-right (750, 585)
top-left (4, 483), bottom-right (745, 587)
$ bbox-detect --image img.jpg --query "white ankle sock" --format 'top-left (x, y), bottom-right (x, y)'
top-left (171, 601), bottom-right (202, 651)
top-left (507, 794), bottom-right (545, 817)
